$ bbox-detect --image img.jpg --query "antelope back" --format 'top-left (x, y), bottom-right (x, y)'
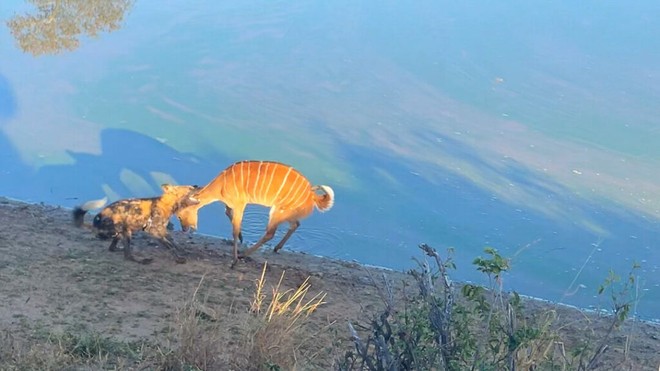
top-left (221, 161), bottom-right (314, 208)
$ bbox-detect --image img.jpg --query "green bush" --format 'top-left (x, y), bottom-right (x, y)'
top-left (337, 243), bottom-right (640, 371)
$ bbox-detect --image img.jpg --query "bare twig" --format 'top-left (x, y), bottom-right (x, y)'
top-left (348, 322), bottom-right (376, 370)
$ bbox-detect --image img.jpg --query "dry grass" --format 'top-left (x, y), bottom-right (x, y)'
top-left (0, 330), bottom-right (74, 370)
top-left (159, 275), bottom-right (228, 370)
top-left (160, 262), bottom-right (330, 371)
top-left (0, 325), bottom-right (147, 370)
top-left (242, 262), bottom-right (328, 370)
top-left (0, 264), bottom-right (333, 371)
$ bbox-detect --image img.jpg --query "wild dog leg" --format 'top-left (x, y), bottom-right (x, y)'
top-left (108, 237), bottom-right (120, 252)
top-left (122, 235), bottom-right (153, 264)
top-left (157, 237), bottom-right (187, 264)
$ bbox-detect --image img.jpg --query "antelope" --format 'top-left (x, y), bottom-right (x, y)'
top-left (73, 184), bottom-right (200, 264)
top-left (177, 160), bottom-right (334, 266)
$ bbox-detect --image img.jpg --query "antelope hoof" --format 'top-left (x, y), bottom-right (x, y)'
top-left (239, 255), bottom-right (254, 263)
top-left (174, 256), bottom-right (187, 264)
top-left (231, 255), bottom-right (253, 269)
top-left (139, 257), bottom-right (154, 265)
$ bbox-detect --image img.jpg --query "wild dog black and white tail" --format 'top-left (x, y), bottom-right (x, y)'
top-left (72, 197), bottom-right (108, 228)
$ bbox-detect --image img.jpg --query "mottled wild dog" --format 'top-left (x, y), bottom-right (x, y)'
top-left (176, 160), bottom-right (334, 266)
top-left (73, 184), bottom-right (200, 264)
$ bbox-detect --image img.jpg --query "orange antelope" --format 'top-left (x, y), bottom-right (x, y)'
top-left (177, 160), bottom-right (334, 266)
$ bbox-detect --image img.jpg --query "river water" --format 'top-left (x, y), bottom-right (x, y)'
top-left (1, 0), bottom-right (659, 321)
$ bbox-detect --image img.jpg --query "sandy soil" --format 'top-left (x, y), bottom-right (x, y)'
top-left (0, 196), bottom-right (658, 370)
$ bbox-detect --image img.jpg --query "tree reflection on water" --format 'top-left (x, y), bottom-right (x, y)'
top-left (7, 0), bottom-right (135, 56)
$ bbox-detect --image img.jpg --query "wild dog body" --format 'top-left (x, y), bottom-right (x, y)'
top-left (177, 160), bottom-right (334, 266)
top-left (73, 184), bottom-right (199, 264)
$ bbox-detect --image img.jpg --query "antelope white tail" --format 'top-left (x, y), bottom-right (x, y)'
top-left (314, 185), bottom-right (334, 212)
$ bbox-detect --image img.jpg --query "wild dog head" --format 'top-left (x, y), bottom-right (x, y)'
top-left (176, 191), bottom-right (202, 232)
top-left (159, 184), bottom-right (200, 212)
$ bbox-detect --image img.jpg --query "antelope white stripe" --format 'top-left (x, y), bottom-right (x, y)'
top-left (230, 164), bottom-right (238, 199)
top-left (257, 162), bottom-right (271, 203)
top-left (252, 161), bottom-right (263, 202)
top-left (289, 176), bottom-right (308, 206)
top-left (272, 166), bottom-right (293, 204)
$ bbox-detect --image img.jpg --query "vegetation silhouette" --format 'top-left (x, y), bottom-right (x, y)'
top-left (7, 0), bottom-right (135, 56)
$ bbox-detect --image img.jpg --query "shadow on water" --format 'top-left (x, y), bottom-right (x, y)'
top-left (0, 127), bottom-right (231, 207)
top-left (0, 75), bottom-right (16, 119)
top-left (0, 74), bottom-right (28, 188)
top-left (6, 0), bottom-right (135, 56)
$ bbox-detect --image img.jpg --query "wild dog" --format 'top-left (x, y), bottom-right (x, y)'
top-left (73, 184), bottom-right (200, 264)
top-left (176, 160), bottom-right (334, 267)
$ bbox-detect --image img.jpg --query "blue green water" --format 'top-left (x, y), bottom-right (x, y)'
top-left (1, 0), bottom-right (659, 320)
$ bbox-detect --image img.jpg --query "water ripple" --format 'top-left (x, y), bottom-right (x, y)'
top-left (238, 208), bottom-right (345, 255)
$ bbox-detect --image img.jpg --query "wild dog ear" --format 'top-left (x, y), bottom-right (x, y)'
top-left (187, 185), bottom-right (201, 197)
top-left (186, 187), bottom-right (201, 205)
top-left (181, 194), bottom-right (200, 207)
top-left (161, 184), bottom-right (172, 192)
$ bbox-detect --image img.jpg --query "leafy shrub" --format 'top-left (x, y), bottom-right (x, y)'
top-left (337, 243), bottom-right (640, 371)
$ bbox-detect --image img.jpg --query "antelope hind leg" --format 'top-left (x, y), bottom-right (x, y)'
top-left (273, 220), bottom-right (300, 253)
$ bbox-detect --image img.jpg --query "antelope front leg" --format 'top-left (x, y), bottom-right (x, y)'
top-left (230, 238), bottom-right (241, 269)
top-left (225, 206), bottom-right (243, 243)
top-left (229, 206), bottom-right (246, 269)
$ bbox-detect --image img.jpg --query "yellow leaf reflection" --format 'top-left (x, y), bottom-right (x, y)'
top-left (7, 0), bottom-right (135, 56)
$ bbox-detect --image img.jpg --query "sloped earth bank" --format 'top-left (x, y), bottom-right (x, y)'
top-left (0, 196), bottom-right (658, 370)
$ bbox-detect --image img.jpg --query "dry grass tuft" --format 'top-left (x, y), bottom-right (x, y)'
top-left (162, 263), bottom-right (329, 371)
top-left (160, 273), bottom-right (229, 370)
top-left (0, 326), bottom-right (146, 370)
top-left (241, 261), bottom-right (328, 370)
top-left (0, 330), bottom-right (75, 370)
